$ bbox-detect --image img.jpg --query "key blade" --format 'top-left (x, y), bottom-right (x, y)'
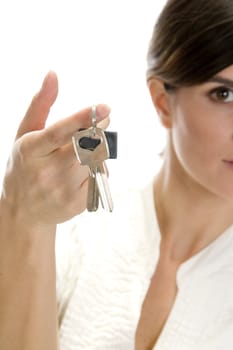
top-left (87, 168), bottom-right (99, 212)
top-left (95, 164), bottom-right (113, 212)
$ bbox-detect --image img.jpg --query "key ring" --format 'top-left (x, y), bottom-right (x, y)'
top-left (91, 105), bottom-right (97, 136)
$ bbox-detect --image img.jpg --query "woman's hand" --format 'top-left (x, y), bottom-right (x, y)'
top-left (1, 71), bottom-right (110, 228)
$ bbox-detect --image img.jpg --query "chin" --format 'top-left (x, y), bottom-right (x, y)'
top-left (212, 185), bottom-right (233, 202)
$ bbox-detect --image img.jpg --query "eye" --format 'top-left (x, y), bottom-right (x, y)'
top-left (209, 86), bottom-right (233, 103)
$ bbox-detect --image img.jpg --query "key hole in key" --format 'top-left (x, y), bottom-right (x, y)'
top-left (79, 137), bottom-right (101, 151)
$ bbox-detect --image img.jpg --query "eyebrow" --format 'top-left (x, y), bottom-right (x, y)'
top-left (207, 76), bottom-right (233, 88)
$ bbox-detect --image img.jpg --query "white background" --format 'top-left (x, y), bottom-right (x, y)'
top-left (0, 0), bottom-right (167, 191)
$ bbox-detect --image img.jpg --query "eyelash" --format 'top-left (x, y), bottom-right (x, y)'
top-left (209, 86), bottom-right (233, 103)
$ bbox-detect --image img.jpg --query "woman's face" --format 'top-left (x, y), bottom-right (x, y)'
top-left (168, 64), bottom-right (233, 199)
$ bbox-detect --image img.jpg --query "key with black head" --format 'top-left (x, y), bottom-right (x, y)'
top-left (72, 127), bottom-right (99, 211)
top-left (72, 126), bottom-right (113, 212)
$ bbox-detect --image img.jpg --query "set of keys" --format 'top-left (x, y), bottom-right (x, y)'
top-left (72, 105), bottom-right (117, 212)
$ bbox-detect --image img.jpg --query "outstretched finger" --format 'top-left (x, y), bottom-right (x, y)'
top-left (25, 104), bottom-right (111, 156)
top-left (15, 71), bottom-right (58, 140)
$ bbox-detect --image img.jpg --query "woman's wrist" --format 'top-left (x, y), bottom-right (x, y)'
top-left (0, 195), bottom-right (56, 241)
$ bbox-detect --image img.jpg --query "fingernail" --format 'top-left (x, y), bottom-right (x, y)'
top-left (41, 71), bottom-right (57, 91)
top-left (38, 71), bottom-right (58, 102)
top-left (96, 104), bottom-right (111, 118)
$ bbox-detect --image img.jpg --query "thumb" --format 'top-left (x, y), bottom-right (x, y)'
top-left (16, 71), bottom-right (58, 139)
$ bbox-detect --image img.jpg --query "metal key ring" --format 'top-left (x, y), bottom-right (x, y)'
top-left (91, 105), bottom-right (97, 136)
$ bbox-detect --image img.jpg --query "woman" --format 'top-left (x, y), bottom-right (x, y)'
top-left (1, 0), bottom-right (233, 349)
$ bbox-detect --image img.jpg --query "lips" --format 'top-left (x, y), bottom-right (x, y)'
top-left (223, 160), bottom-right (233, 168)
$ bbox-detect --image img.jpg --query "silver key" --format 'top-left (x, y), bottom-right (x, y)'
top-left (95, 161), bottom-right (113, 212)
top-left (80, 106), bottom-right (98, 211)
top-left (86, 111), bottom-right (99, 211)
top-left (87, 165), bottom-right (99, 211)
top-left (72, 127), bottom-right (100, 211)
top-left (72, 127), bottom-right (113, 212)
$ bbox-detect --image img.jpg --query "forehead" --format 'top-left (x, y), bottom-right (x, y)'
top-left (205, 65), bottom-right (233, 88)
top-left (165, 65), bottom-right (233, 102)
top-left (179, 64), bottom-right (233, 93)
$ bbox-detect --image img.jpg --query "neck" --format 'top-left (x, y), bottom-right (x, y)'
top-left (154, 151), bottom-right (233, 264)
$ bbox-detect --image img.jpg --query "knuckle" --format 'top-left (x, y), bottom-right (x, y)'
top-left (46, 128), bottom-right (63, 148)
top-left (15, 135), bottom-right (32, 160)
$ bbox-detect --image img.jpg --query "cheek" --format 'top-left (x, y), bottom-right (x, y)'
top-left (171, 105), bottom-right (225, 169)
top-left (169, 92), bottom-right (233, 197)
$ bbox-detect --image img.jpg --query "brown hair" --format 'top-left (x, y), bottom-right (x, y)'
top-left (147, 0), bottom-right (233, 88)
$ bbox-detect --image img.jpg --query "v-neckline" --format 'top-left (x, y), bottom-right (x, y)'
top-left (139, 180), bottom-right (233, 349)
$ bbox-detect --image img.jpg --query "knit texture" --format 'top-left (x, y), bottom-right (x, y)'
top-left (56, 182), bottom-right (233, 349)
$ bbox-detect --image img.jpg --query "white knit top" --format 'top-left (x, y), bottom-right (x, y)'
top-left (55, 181), bottom-right (233, 350)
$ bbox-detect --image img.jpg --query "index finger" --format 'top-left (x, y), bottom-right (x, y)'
top-left (25, 104), bottom-right (111, 156)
